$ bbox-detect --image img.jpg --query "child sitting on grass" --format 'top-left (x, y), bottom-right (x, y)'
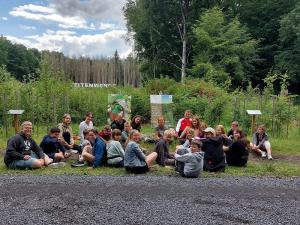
top-left (107, 129), bottom-right (125, 168)
top-left (175, 139), bottom-right (204, 178)
top-left (251, 125), bottom-right (273, 160)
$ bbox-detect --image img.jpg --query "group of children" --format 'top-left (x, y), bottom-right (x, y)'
top-left (4, 110), bottom-right (273, 178)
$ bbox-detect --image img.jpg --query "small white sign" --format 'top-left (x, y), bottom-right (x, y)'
top-left (150, 95), bottom-right (173, 104)
top-left (7, 110), bottom-right (24, 115)
top-left (247, 110), bottom-right (262, 115)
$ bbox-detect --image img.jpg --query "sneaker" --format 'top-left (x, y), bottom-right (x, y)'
top-left (71, 161), bottom-right (85, 167)
top-left (46, 158), bottom-right (54, 166)
top-left (261, 152), bottom-right (267, 158)
top-left (49, 162), bottom-right (66, 168)
top-left (267, 155), bottom-right (273, 160)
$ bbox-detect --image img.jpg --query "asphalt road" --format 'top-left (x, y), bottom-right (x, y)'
top-left (0, 175), bottom-right (299, 225)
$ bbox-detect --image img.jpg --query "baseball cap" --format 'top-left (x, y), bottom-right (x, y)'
top-left (203, 127), bottom-right (216, 136)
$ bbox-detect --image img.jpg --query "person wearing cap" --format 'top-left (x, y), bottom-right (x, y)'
top-left (175, 110), bottom-right (192, 137)
top-left (175, 139), bottom-right (204, 178)
top-left (4, 121), bottom-right (53, 169)
top-left (201, 127), bottom-right (231, 172)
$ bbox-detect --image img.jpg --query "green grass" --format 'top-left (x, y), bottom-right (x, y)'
top-left (0, 124), bottom-right (299, 177)
top-left (0, 160), bottom-right (298, 177)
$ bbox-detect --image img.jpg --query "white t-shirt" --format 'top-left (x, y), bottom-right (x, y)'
top-left (79, 121), bottom-right (93, 144)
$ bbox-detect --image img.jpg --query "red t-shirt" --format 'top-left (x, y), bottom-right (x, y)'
top-left (179, 118), bottom-right (192, 132)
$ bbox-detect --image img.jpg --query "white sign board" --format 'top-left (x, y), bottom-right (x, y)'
top-left (7, 110), bottom-right (24, 115)
top-left (246, 110), bottom-right (262, 115)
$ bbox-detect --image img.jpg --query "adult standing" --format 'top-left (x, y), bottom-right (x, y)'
top-left (4, 121), bottom-right (52, 169)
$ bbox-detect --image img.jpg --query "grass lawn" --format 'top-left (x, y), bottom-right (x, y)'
top-left (0, 124), bottom-right (299, 177)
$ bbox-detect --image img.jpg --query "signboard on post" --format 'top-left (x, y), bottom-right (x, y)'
top-left (107, 94), bottom-right (131, 124)
top-left (7, 110), bottom-right (24, 134)
top-left (247, 110), bottom-right (262, 133)
top-left (150, 95), bottom-right (173, 128)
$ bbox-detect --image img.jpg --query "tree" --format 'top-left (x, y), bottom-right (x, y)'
top-left (275, 3), bottom-right (300, 93)
top-left (192, 7), bottom-right (257, 89)
top-left (124, 0), bottom-right (217, 81)
top-left (0, 36), bottom-right (9, 67)
top-left (236, 0), bottom-right (298, 88)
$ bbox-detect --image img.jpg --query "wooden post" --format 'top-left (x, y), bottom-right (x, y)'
top-left (13, 114), bottom-right (19, 134)
top-left (251, 115), bottom-right (256, 134)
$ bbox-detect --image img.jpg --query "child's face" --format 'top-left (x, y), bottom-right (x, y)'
top-left (233, 131), bottom-right (241, 140)
top-left (114, 134), bottom-right (121, 141)
top-left (231, 123), bottom-right (238, 130)
top-left (187, 133), bottom-right (193, 140)
top-left (216, 127), bottom-right (222, 135)
top-left (184, 111), bottom-right (190, 118)
top-left (204, 132), bottom-right (213, 138)
top-left (63, 116), bottom-right (71, 125)
top-left (164, 134), bottom-right (172, 143)
top-left (135, 117), bottom-right (141, 124)
top-left (132, 132), bottom-right (140, 142)
top-left (51, 132), bottom-right (60, 139)
top-left (190, 144), bottom-right (200, 153)
top-left (124, 124), bottom-right (131, 131)
top-left (192, 119), bottom-right (198, 126)
top-left (158, 119), bottom-right (164, 126)
top-left (257, 127), bottom-right (264, 134)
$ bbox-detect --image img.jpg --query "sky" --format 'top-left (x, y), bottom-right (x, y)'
top-left (0, 0), bottom-right (132, 58)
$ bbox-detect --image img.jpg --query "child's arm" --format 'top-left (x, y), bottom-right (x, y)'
top-left (175, 153), bottom-right (191, 162)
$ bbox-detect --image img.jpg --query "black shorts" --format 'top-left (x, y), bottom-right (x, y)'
top-left (125, 165), bottom-right (149, 174)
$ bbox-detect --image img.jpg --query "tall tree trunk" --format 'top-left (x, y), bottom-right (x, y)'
top-left (180, 0), bottom-right (188, 83)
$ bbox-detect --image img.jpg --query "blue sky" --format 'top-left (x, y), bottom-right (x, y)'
top-left (0, 0), bottom-right (132, 58)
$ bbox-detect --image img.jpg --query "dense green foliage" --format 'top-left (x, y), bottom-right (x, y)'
top-left (124, 0), bottom-right (300, 93)
top-left (275, 3), bottom-right (300, 92)
top-left (192, 7), bottom-right (257, 88)
top-left (0, 36), bottom-right (40, 81)
top-left (0, 65), bottom-right (298, 138)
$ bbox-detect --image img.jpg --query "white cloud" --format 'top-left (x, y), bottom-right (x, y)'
top-left (5, 30), bottom-right (132, 58)
top-left (9, 4), bottom-right (94, 30)
top-left (50, 0), bottom-right (127, 25)
top-left (99, 23), bottom-right (115, 30)
top-left (19, 25), bottom-right (36, 30)
top-left (5, 35), bottom-right (33, 46)
top-left (1, 17), bottom-right (8, 21)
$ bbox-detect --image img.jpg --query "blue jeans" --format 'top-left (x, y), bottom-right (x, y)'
top-left (10, 151), bottom-right (39, 169)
